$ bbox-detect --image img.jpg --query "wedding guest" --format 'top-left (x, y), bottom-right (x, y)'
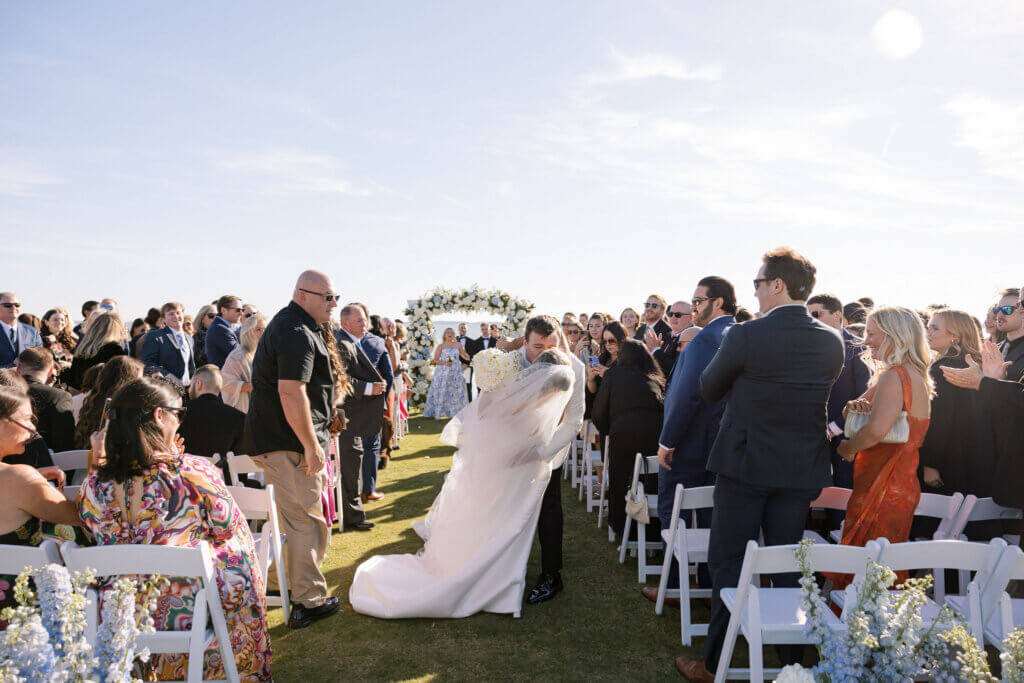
top-left (182, 314), bottom-right (195, 336)
top-left (0, 369), bottom-right (63, 485)
top-left (843, 300), bottom-right (867, 337)
top-left (592, 338), bottom-right (665, 540)
top-left (178, 365), bottom-right (245, 467)
top-left (247, 270), bottom-right (340, 628)
top-left (916, 310), bottom-right (998, 540)
top-left (619, 307), bottom-right (640, 338)
top-left (647, 301), bottom-right (692, 380)
top-left (423, 328), bottom-right (470, 419)
top-left (636, 294), bottom-right (674, 350)
top-left (206, 295), bottom-right (244, 368)
top-left (243, 303), bottom-right (259, 320)
top-left (394, 321), bottom-right (409, 358)
top-left (858, 296), bottom-right (875, 311)
top-left (72, 364), bottom-right (103, 421)
top-left (141, 302), bottom-right (195, 385)
top-left (40, 308), bottom-right (77, 381)
top-left (585, 320), bottom-right (626, 394)
top-left (676, 247), bottom-right (844, 681)
top-left (651, 276), bottom-right (736, 605)
top-left (67, 312), bottom-right (128, 390)
top-left (74, 356), bottom-right (144, 449)
top-left (807, 293), bottom-right (870, 529)
top-left (984, 307), bottom-right (1006, 344)
top-left (16, 347), bottom-right (75, 453)
top-left (455, 323), bottom-right (473, 401)
top-left (79, 377), bottom-right (271, 679)
top-left (0, 383), bottom-right (82, 617)
top-left (128, 318), bottom-right (150, 358)
top-left (830, 307), bottom-right (932, 590)
top-left (562, 313), bottom-right (578, 326)
top-left (18, 313), bottom-right (42, 331)
top-left (574, 313), bottom-right (609, 365)
top-left (380, 318), bottom-right (401, 462)
top-left (994, 288), bottom-right (1024, 381)
top-left (733, 307), bottom-right (753, 323)
top-left (222, 312), bottom-right (268, 413)
top-left (192, 303), bottom-right (216, 367)
top-left (144, 307), bottom-right (164, 333)
top-left (561, 319), bottom-right (584, 351)
top-left (0, 292), bottom-right (43, 368)
top-left (98, 297), bottom-right (119, 315)
top-left (73, 300), bottom-right (99, 337)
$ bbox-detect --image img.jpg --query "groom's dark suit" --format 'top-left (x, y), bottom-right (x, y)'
top-left (698, 304), bottom-right (844, 673)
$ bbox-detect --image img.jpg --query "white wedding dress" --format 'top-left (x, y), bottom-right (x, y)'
top-left (349, 358), bottom-right (575, 619)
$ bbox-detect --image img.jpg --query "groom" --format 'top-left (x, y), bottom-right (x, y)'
top-left (516, 315), bottom-right (585, 605)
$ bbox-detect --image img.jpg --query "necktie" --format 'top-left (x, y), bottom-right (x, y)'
top-left (10, 326), bottom-right (17, 351)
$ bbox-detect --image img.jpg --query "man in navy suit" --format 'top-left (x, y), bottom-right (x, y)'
top-left (808, 293), bottom-right (870, 528)
top-left (644, 278), bottom-right (737, 608)
top-left (205, 294), bottom-right (243, 368)
top-left (336, 304), bottom-right (393, 502)
top-left (675, 248), bottom-right (845, 682)
top-left (141, 302), bottom-right (196, 384)
top-left (0, 292), bottom-right (43, 368)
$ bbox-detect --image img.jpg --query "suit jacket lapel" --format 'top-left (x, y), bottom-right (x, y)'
top-left (0, 325), bottom-right (14, 358)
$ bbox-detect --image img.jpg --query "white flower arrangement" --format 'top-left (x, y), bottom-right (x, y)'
top-left (404, 285), bottom-right (534, 408)
top-left (471, 349), bottom-right (523, 392)
top-left (0, 563), bottom-right (163, 682)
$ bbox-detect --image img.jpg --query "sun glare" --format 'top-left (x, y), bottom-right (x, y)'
top-left (872, 9), bottom-right (924, 61)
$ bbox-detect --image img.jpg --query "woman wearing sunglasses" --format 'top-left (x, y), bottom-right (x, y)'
top-left (192, 303), bottom-right (217, 367)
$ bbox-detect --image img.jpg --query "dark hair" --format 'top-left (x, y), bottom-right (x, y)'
top-left (81, 363), bottom-right (104, 393)
top-left (17, 346), bottom-right (52, 373)
top-left (369, 314), bottom-right (384, 338)
top-left (81, 300), bottom-right (99, 317)
top-left (319, 322), bottom-right (352, 400)
top-left (0, 383), bottom-right (30, 423)
top-left (216, 295), bottom-right (242, 315)
top-left (599, 321), bottom-right (628, 366)
top-left (43, 309), bottom-right (77, 347)
top-left (525, 315), bottom-right (560, 341)
top-left (615, 338), bottom-right (665, 400)
top-left (130, 318), bottom-right (148, 336)
top-left (697, 276), bottom-right (738, 315)
top-left (762, 247), bottom-right (816, 301)
top-left (734, 307), bottom-right (753, 323)
top-left (18, 313), bottom-right (41, 331)
top-left (144, 307), bottom-right (162, 328)
top-left (76, 356), bottom-right (144, 448)
top-left (807, 294), bottom-right (842, 314)
top-left (535, 349), bottom-right (569, 366)
top-left (857, 297), bottom-right (874, 310)
top-left (98, 377), bottom-right (181, 483)
top-left (843, 302), bottom-right (867, 324)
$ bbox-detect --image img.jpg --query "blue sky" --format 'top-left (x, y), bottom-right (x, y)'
top-left (3, 1), bottom-right (1022, 325)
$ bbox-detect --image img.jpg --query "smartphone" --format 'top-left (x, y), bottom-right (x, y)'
top-left (99, 397), bottom-right (113, 431)
top-left (588, 355), bottom-right (599, 368)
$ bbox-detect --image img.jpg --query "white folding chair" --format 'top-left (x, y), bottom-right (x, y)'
top-left (596, 440), bottom-right (611, 526)
top-left (330, 436), bottom-right (344, 529)
top-left (50, 449), bottom-right (90, 486)
top-left (63, 485), bottom-right (81, 502)
top-left (969, 545), bottom-right (1024, 650)
top-left (653, 483), bottom-right (715, 645)
top-left (571, 422), bottom-right (592, 491)
top-left (585, 437), bottom-right (609, 516)
top-left (224, 452), bottom-right (265, 487)
top-left (227, 484), bottom-right (290, 622)
top-left (61, 540), bottom-right (240, 683)
top-left (0, 538), bottom-right (61, 575)
top-left (802, 487), bottom-right (852, 545)
top-left (715, 540), bottom-right (880, 682)
top-left (618, 453), bottom-right (662, 583)
top-left (829, 491), bottom-right (965, 544)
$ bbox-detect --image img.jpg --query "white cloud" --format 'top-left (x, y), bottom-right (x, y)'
top-left (584, 48), bottom-right (723, 86)
top-left (945, 93), bottom-right (1024, 184)
top-left (218, 149), bottom-right (369, 196)
top-left (0, 159), bottom-right (58, 197)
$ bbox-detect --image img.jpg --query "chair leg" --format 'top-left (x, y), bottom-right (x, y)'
top-left (714, 608), bottom-right (742, 683)
top-left (619, 516), bottom-right (632, 564)
top-left (655, 534), bottom-right (673, 615)
top-left (638, 522), bottom-right (647, 583)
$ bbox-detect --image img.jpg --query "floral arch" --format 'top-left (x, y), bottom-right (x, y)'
top-left (403, 286), bottom-right (534, 407)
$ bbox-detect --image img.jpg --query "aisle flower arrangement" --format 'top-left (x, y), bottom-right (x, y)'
top-left (404, 286), bottom-right (533, 407)
top-left (0, 563), bottom-right (162, 682)
top-left (774, 539), bottom-right (1024, 682)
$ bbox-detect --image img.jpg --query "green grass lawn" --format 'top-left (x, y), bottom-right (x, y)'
top-left (268, 414), bottom-right (710, 682)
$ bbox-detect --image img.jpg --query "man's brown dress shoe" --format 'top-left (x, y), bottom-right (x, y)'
top-left (361, 492), bottom-right (384, 502)
top-left (641, 586), bottom-right (679, 608)
top-left (675, 656), bottom-right (714, 682)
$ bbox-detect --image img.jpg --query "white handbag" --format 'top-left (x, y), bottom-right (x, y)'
top-left (843, 410), bottom-right (910, 444)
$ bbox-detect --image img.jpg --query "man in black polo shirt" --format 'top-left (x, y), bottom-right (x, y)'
top-left (247, 269), bottom-right (339, 629)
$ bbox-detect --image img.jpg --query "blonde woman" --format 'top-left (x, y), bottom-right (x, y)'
top-left (221, 312), bottom-right (268, 413)
top-left (829, 307), bottom-right (932, 590)
top-left (67, 312), bottom-right (128, 391)
top-left (422, 328), bottom-right (470, 419)
top-left (192, 303), bottom-right (216, 366)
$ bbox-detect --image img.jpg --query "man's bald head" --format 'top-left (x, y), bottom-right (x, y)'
top-left (294, 270), bottom-right (330, 295)
top-left (292, 269), bottom-right (338, 324)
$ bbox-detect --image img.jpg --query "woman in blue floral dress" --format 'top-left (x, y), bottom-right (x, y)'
top-left (423, 328), bottom-right (470, 419)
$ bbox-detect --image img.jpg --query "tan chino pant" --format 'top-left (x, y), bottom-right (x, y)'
top-left (254, 450), bottom-right (329, 608)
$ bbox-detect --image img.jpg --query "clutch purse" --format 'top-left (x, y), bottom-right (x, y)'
top-left (625, 494), bottom-right (650, 525)
top-left (843, 410), bottom-right (909, 444)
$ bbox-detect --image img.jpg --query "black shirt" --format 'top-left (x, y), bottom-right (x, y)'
top-left (246, 301), bottom-right (334, 455)
top-left (25, 377), bottom-right (76, 453)
top-left (1002, 335), bottom-right (1024, 383)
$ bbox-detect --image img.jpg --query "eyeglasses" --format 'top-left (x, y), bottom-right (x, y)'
top-left (643, 302), bottom-right (662, 309)
top-left (993, 305), bottom-right (1022, 316)
top-left (691, 297), bottom-right (710, 307)
top-left (810, 310), bottom-right (827, 319)
top-left (667, 311), bottom-right (690, 319)
top-left (100, 304), bottom-right (114, 310)
top-left (206, 312), bottom-right (216, 319)
top-left (602, 337), bottom-right (618, 345)
top-left (298, 288), bottom-right (340, 302)
top-left (245, 312), bottom-right (256, 318)
top-left (753, 278), bottom-right (771, 289)
top-left (0, 302), bottom-right (21, 309)
top-left (6, 417), bottom-right (37, 439)
top-left (159, 406), bottom-right (187, 417)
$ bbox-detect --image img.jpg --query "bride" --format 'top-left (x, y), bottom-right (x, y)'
top-left (349, 348), bottom-right (576, 619)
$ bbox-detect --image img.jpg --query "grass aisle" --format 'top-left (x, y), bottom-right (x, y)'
top-left (269, 414), bottom-right (705, 681)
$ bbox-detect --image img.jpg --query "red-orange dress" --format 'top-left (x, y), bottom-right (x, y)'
top-left (831, 366), bottom-right (929, 591)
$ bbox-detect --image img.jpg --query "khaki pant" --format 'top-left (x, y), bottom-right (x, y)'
top-left (254, 450), bottom-right (329, 608)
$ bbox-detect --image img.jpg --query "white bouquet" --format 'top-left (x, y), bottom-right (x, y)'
top-left (472, 349), bottom-right (523, 392)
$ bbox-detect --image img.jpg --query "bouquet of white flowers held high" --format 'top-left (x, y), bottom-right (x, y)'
top-left (472, 349), bottom-right (523, 393)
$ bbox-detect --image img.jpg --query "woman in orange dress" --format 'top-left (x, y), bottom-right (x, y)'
top-left (830, 306), bottom-right (932, 591)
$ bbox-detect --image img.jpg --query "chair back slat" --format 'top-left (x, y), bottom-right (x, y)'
top-left (680, 486), bottom-right (715, 511)
top-left (875, 538), bottom-right (1004, 574)
top-left (227, 484), bottom-right (274, 522)
top-left (61, 541), bottom-right (210, 578)
top-left (50, 449), bottom-right (89, 471)
top-left (810, 487), bottom-right (852, 510)
top-left (967, 497), bottom-right (1024, 523)
top-left (63, 485), bottom-right (81, 502)
top-left (0, 539), bottom-right (61, 574)
top-left (749, 541), bottom-right (878, 576)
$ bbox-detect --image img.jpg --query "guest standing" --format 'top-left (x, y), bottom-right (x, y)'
top-left (619, 307), bottom-right (640, 339)
top-left (646, 301), bottom-right (693, 382)
top-left (192, 303), bottom-right (216, 367)
top-left (423, 328), bottom-right (470, 419)
top-left (994, 288), bottom-right (1024, 381)
top-left (222, 312), bottom-right (268, 413)
top-left (72, 300), bottom-right (98, 338)
top-left (141, 302), bottom-right (195, 384)
top-left (205, 295), bottom-right (244, 368)
top-left (675, 248), bottom-right (844, 681)
top-left (67, 312), bottom-right (129, 391)
top-left (247, 270), bottom-right (339, 629)
top-left (0, 292), bottom-right (43, 368)
top-left (635, 294), bottom-right (674, 350)
top-left (40, 308), bottom-right (76, 381)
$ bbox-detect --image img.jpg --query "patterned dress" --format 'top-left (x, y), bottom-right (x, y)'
top-left (78, 454), bottom-right (271, 681)
top-left (423, 346), bottom-right (469, 419)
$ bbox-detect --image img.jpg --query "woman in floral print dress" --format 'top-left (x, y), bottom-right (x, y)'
top-left (78, 377), bottom-right (271, 681)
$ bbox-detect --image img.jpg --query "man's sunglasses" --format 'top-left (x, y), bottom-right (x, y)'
top-left (810, 310), bottom-right (831, 319)
top-left (667, 311), bottom-right (690, 319)
top-left (100, 304), bottom-right (114, 310)
top-left (299, 288), bottom-right (340, 302)
top-left (691, 296), bottom-right (711, 306)
top-left (0, 302), bottom-right (21, 309)
top-left (643, 302), bottom-right (662, 309)
top-left (993, 305), bottom-right (1022, 316)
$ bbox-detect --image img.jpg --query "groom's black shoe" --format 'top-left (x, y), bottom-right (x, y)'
top-left (288, 597), bottom-right (340, 629)
top-left (526, 572), bottom-right (563, 604)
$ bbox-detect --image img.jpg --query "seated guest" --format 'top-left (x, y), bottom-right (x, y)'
top-left (67, 312), bottom-right (128, 391)
top-left (72, 363), bottom-right (103, 421)
top-left (128, 318), bottom-right (149, 358)
top-left (74, 356), bottom-right (144, 448)
top-left (205, 295), bottom-right (244, 368)
top-left (0, 370), bottom-right (63, 484)
top-left (72, 300), bottom-right (99, 338)
top-left (592, 338), bottom-right (665, 539)
top-left (177, 365), bottom-right (246, 464)
top-left (0, 292), bottom-right (43, 368)
top-left (78, 377), bottom-right (271, 680)
top-left (16, 347), bottom-right (76, 452)
top-left (222, 312), bottom-right (268, 413)
top-left (141, 302), bottom-right (195, 385)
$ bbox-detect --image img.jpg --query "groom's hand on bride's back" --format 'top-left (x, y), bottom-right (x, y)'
top-left (498, 336), bottom-right (524, 351)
